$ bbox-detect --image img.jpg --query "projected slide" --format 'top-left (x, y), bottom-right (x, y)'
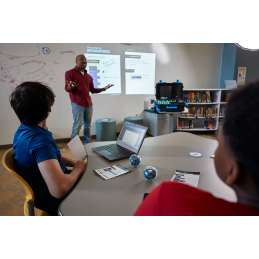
top-left (125, 52), bottom-right (156, 95)
top-left (85, 54), bottom-right (121, 94)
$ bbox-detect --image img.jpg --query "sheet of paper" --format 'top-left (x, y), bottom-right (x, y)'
top-left (67, 135), bottom-right (87, 161)
top-left (94, 164), bottom-right (131, 180)
top-left (171, 170), bottom-right (200, 188)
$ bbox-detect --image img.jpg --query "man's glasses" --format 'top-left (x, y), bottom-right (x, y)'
top-left (77, 58), bottom-right (87, 61)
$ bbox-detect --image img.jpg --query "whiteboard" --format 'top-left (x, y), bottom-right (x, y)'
top-left (0, 43), bottom-right (223, 145)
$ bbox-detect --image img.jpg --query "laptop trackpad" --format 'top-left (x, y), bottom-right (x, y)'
top-left (99, 150), bottom-right (117, 160)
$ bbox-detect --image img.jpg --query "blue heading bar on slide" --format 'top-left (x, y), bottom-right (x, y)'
top-left (87, 49), bottom-right (110, 54)
top-left (125, 124), bottom-right (146, 132)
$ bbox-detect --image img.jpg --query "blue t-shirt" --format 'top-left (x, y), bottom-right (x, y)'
top-left (13, 124), bottom-right (70, 212)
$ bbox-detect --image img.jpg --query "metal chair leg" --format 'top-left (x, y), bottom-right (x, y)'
top-left (27, 200), bottom-right (35, 216)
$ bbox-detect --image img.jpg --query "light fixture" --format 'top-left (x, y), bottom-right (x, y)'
top-left (236, 43), bottom-right (259, 51)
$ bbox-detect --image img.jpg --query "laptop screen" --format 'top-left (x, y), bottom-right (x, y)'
top-left (225, 80), bottom-right (237, 89)
top-left (116, 122), bottom-right (148, 154)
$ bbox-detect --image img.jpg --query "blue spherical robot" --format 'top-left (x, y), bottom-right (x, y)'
top-left (143, 166), bottom-right (158, 180)
top-left (129, 154), bottom-right (141, 167)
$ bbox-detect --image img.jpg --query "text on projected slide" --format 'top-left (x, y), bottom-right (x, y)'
top-left (125, 52), bottom-right (156, 95)
top-left (84, 54), bottom-right (121, 94)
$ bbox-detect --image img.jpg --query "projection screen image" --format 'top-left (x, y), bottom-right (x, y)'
top-left (85, 53), bottom-right (121, 94)
top-left (125, 52), bottom-right (156, 95)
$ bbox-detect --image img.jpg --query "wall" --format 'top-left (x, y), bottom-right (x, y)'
top-left (219, 43), bottom-right (259, 88)
top-left (219, 43), bottom-right (237, 88)
top-left (0, 43), bottom-right (223, 145)
top-left (234, 47), bottom-right (259, 83)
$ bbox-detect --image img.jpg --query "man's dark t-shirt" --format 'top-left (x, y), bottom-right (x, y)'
top-left (13, 124), bottom-right (70, 215)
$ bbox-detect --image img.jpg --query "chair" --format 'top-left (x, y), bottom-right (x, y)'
top-left (2, 148), bottom-right (49, 216)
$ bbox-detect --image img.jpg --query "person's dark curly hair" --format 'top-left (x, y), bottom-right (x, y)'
top-left (10, 81), bottom-right (55, 125)
top-left (223, 80), bottom-right (259, 190)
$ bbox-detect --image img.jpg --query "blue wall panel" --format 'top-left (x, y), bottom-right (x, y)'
top-left (234, 47), bottom-right (259, 83)
top-left (219, 43), bottom-right (237, 89)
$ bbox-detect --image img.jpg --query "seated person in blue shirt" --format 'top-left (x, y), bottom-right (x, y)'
top-left (10, 81), bottom-right (87, 216)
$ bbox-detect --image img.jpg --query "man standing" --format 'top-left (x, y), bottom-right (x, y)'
top-left (65, 55), bottom-right (113, 144)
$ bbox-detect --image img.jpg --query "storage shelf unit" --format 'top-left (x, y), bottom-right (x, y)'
top-left (179, 128), bottom-right (217, 131)
top-left (177, 89), bottom-right (232, 132)
top-left (144, 110), bottom-right (174, 136)
top-left (179, 117), bottom-right (218, 119)
top-left (187, 102), bottom-right (219, 105)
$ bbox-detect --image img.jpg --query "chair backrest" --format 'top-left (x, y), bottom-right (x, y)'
top-left (2, 148), bottom-right (34, 202)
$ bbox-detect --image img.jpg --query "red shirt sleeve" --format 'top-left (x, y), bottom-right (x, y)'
top-left (134, 182), bottom-right (211, 216)
top-left (134, 184), bottom-right (162, 216)
top-left (89, 77), bottom-right (105, 94)
top-left (134, 181), bottom-right (259, 216)
top-left (65, 71), bottom-right (72, 92)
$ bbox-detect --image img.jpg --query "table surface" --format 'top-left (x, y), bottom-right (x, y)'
top-left (59, 132), bottom-right (236, 216)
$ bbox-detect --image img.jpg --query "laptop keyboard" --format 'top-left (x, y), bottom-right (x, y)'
top-left (101, 144), bottom-right (134, 158)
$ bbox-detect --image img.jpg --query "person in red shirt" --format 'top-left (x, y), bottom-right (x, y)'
top-left (65, 55), bottom-right (113, 145)
top-left (134, 80), bottom-right (259, 216)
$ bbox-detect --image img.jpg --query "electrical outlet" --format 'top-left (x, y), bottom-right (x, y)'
top-left (128, 114), bottom-right (131, 117)
top-left (135, 113), bottom-right (139, 117)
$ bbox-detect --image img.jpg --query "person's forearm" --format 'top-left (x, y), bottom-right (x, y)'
top-left (59, 167), bottom-right (84, 197)
top-left (65, 72), bottom-right (73, 92)
top-left (65, 83), bottom-right (73, 92)
top-left (65, 84), bottom-right (70, 92)
top-left (61, 155), bottom-right (76, 167)
top-left (90, 88), bottom-right (105, 93)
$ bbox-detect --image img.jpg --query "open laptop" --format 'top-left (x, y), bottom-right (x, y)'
top-left (92, 121), bottom-right (148, 161)
top-left (225, 80), bottom-right (237, 89)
